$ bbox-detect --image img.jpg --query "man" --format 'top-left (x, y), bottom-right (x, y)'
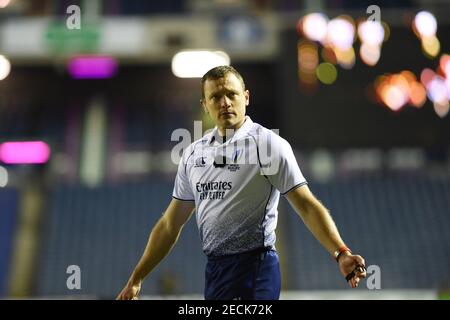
top-left (117, 65), bottom-right (366, 300)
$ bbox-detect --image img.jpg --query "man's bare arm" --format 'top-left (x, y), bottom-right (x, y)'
top-left (286, 184), bottom-right (346, 254)
top-left (286, 184), bottom-right (366, 288)
top-left (117, 198), bottom-right (195, 299)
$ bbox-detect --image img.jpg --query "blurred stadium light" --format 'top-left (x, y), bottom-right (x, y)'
top-left (0, 0), bottom-right (11, 9)
top-left (171, 50), bottom-right (230, 78)
top-left (0, 141), bottom-right (50, 164)
top-left (0, 165), bottom-right (8, 187)
top-left (67, 55), bottom-right (118, 79)
top-left (0, 55), bottom-right (11, 80)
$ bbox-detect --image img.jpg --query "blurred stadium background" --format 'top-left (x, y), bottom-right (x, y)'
top-left (0, 0), bottom-right (449, 300)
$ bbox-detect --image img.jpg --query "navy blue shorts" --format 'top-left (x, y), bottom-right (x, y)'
top-left (204, 248), bottom-right (281, 300)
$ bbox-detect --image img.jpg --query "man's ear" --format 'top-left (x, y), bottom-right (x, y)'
top-left (200, 98), bottom-right (208, 113)
top-left (244, 90), bottom-right (250, 106)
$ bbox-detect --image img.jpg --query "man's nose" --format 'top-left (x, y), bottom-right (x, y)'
top-left (220, 96), bottom-right (231, 108)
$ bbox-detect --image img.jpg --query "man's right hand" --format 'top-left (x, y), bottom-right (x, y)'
top-left (116, 281), bottom-right (141, 300)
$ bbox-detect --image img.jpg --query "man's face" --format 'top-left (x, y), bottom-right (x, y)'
top-left (202, 73), bottom-right (249, 133)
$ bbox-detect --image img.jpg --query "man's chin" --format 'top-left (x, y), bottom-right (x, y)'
top-left (221, 120), bottom-right (237, 129)
top-left (216, 117), bottom-right (245, 131)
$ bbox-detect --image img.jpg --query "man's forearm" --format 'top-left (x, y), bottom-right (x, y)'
top-left (299, 198), bottom-right (346, 255)
top-left (129, 216), bottom-right (182, 284)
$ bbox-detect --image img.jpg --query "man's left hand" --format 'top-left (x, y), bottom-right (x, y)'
top-left (338, 252), bottom-right (367, 288)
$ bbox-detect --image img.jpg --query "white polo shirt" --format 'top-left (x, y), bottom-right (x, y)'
top-left (173, 116), bottom-right (307, 257)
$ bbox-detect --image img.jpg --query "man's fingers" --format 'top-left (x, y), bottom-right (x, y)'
top-left (116, 290), bottom-right (136, 300)
top-left (355, 265), bottom-right (367, 278)
top-left (346, 263), bottom-right (366, 287)
top-left (354, 255), bottom-right (366, 268)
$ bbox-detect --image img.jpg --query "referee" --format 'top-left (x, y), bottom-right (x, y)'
top-left (117, 66), bottom-right (366, 300)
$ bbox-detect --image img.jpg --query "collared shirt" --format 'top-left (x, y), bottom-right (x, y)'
top-left (173, 116), bottom-right (307, 256)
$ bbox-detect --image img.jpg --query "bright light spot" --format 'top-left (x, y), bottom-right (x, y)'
top-left (420, 68), bottom-right (436, 87)
top-left (375, 71), bottom-right (431, 110)
top-left (409, 82), bottom-right (427, 108)
top-left (321, 47), bottom-right (337, 64)
top-left (171, 51), bottom-right (230, 78)
top-left (0, 166), bottom-right (7, 187)
top-left (298, 40), bottom-right (319, 87)
top-left (400, 70), bottom-right (417, 84)
top-left (427, 77), bottom-right (448, 103)
top-left (298, 72), bottom-right (317, 86)
top-left (414, 11), bottom-right (437, 38)
top-left (298, 40), bottom-right (319, 73)
top-left (421, 36), bottom-right (440, 58)
top-left (360, 43), bottom-right (381, 66)
top-left (316, 63), bottom-right (338, 85)
top-left (0, 141), bottom-right (51, 164)
top-left (334, 47), bottom-right (355, 69)
top-left (391, 74), bottom-right (411, 97)
top-left (0, 0), bottom-right (11, 9)
top-left (358, 21), bottom-right (384, 46)
top-left (68, 56), bottom-right (118, 79)
top-left (382, 85), bottom-right (408, 111)
top-left (446, 78), bottom-right (450, 100)
top-left (433, 100), bottom-right (449, 118)
top-left (382, 22), bottom-right (390, 42)
top-left (302, 13), bottom-right (329, 43)
top-left (327, 18), bottom-right (355, 50)
top-left (0, 55), bottom-right (11, 81)
top-left (439, 54), bottom-right (450, 77)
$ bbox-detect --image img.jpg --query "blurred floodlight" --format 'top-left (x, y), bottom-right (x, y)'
top-left (68, 56), bottom-right (118, 79)
top-left (375, 72), bottom-right (430, 110)
top-left (391, 74), bottom-right (411, 96)
top-left (400, 70), bottom-right (417, 84)
top-left (382, 85), bottom-right (407, 111)
top-left (0, 166), bottom-right (7, 187)
top-left (433, 100), bottom-right (449, 118)
top-left (421, 36), bottom-right (440, 58)
top-left (172, 51), bottom-right (230, 78)
top-left (327, 18), bottom-right (355, 50)
top-left (446, 78), bottom-right (450, 100)
top-left (414, 11), bottom-right (437, 38)
top-left (439, 54), bottom-right (450, 77)
top-left (409, 82), bottom-right (427, 108)
top-left (0, 0), bottom-right (11, 9)
top-left (302, 13), bottom-right (329, 43)
top-left (360, 43), bottom-right (381, 66)
top-left (321, 47), bottom-right (337, 64)
top-left (334, 47), bottom-right (355, 69)
top-left (298, 40), bottom-right (318, 72)
top-left (427, 77), bottom-right (448, 103)
top-left (420, 68), bottom-right (436, 87)
top-left (0, 141), bottom-right (50, 164)
top-left (382, 22), bottom-right (391, 42)
top-left (358, 21), bottom-right (384, 46)
top-left (316, 63), bottom-right (337, 84)
top-left (0, 55), bottom-right (11, 81)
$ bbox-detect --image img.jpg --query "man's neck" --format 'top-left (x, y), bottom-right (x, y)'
top-left (217, 118), bottom-right (246, 137)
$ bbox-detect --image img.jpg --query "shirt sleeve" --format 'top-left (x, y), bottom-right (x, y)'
top-left (260, 133), bottom-right (307, 195)
top-left (172, 148), bottom-right (195, 201)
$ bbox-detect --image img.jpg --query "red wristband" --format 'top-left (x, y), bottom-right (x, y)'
top-left (333, 246), bottom-right (351, 262)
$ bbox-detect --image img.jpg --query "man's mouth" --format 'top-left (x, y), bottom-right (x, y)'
top-left (220, 112), bottom-right (235, 117)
